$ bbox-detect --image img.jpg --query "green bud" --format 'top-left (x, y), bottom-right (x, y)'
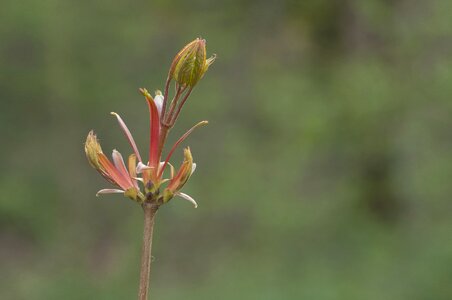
top-left (85, 131), bottom-right (103, 170)
top-left (169, 38), bottom-right (216, 88)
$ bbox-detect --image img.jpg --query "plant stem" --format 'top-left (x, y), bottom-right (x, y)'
top-left (158, 125), bottom-right (170, 160)
top-left (169, 87), bottom-right (193, 126)
top-left (161, 77), bottom-right (171, 119)
top-left (165, 85), bottom-right (186, 125)
top-left (138, 203), bottom-right (158, 300)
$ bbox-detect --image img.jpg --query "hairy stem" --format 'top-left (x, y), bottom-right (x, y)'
top-left (138, 203), bottom-right (158, 300)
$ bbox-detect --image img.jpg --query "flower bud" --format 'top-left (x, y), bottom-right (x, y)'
top-left (169, 38), bottom-right (216, 87)
top-left (85, 131), bottom-right (103, 170)
top-left (153, 90), bottom-right (164, 116)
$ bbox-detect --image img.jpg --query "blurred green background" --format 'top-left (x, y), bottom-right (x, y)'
top-left (1, 0), bottom-right (451, 299)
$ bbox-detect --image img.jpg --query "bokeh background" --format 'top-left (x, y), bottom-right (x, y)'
top-left (1, 0), bottom-right (451, 299)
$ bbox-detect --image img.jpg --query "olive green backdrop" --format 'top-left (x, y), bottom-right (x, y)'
top-left (1, 0), bottom-right (451, 299)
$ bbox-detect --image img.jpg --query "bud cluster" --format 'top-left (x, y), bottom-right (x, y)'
top-left (85, 38), bottom-right (215, 209)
